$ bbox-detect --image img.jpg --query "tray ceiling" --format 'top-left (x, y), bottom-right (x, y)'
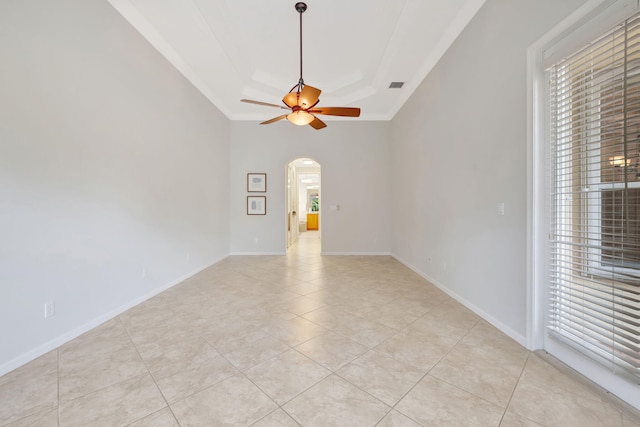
top-left (106, 0), bottom-right (486, 121)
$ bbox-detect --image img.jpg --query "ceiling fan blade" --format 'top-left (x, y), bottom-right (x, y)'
top-left (241, 99), bottom-right (289, 110)
top-left (260, 114), bottom-right (288, 125)
top-left (309, 107), bottom-right (361, 117)
top-left (299, 85), bottom-right (321, 108)
top-left (309, 116), bottom-right (327, 130)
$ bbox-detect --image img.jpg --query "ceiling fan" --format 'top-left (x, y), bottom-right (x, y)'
top-left (240, 2), bottom-right (361, 130)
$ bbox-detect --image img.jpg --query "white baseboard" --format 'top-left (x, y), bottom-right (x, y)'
top-left (0, 256), bottom-right (226, 377)
top-left (228, 252), bottom-right (286, 256)
top-left (321, 252), bottom-right (392, 256)
top-left (228, 251), bottom-right (392, 256)
top-left (391, 254), bottom-right (527, 348)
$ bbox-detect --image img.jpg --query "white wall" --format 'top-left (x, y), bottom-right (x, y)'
top-left (390, 0), bottom-right (588, 343)
top-left (0, 0), bottom-right (230, 373)
top-left (230, 121), bottom-right (390, 254)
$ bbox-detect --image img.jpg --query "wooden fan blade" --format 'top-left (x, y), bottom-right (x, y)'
top-left (241, 99), bottom-right (289, 110)
top-left (299, 85), bottom-right (321, 108)
top-left (309, 116), bottom-right (327, 130)
top-left (260, 114), bottom-right (288, 125)
top-left (309, 107), bottom-right (361, 117)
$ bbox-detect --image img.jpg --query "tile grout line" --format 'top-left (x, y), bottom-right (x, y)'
top-left (417, 320), bottom-right (532, 414)
top-left (199, 328), bottom-right (300, 423)
top-left (496, 351), bottom-right (533, 426)
top-left (381, 318), bottom-right (481, 423)
top-left (116, 315), bottom-right (182, 426)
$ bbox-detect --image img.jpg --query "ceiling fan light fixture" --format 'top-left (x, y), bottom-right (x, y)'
top-left (283, 92), bottom-right (299, 108)
top-left (287, 110), bottom-right (315, 126)
top-left (240, 2), bottom-right (360, 129)
top-left (297, 85), bottom-right (321, 108)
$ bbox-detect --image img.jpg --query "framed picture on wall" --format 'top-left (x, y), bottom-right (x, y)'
top-left (247, 173), bottom-right (267, 192)
top-left (247, 196), bottom-right (266, 215)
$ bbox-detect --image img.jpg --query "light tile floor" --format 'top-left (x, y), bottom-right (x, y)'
top-left (2, 231), bottom-right (640, 426)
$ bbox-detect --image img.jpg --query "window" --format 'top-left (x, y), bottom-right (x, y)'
top-left (548, 11), bottom-right (640, 382)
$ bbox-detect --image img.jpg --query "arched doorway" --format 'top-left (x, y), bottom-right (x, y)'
top-left (286, 158), bottom-right (321, 251)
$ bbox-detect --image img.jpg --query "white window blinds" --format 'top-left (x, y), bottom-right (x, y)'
top-left (548, 12), bottom-right (640, 381)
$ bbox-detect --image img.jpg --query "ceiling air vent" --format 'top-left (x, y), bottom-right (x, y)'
top-left (389, 82), bottom-right (404, 89)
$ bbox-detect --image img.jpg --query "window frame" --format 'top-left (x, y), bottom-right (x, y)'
top-left (528, 0), bottom-right (640, 410)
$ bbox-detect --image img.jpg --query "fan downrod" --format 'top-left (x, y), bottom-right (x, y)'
top-left (295, 2), bottom-right (307, 13)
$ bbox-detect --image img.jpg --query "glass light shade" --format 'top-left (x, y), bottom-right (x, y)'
top-left (299, 94), bottom-right (313, 108)
top-left (609, 156), bottom-right (631, 167)
top-left (299, 85), bottom-right (321, 108)
top-left (283, 92), bottom-right (299, 108)
top-left (287, 111), bottom-right (314, 126)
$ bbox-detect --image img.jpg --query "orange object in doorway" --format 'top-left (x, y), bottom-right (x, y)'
top-left (307, 212), bottom-right (318, 230)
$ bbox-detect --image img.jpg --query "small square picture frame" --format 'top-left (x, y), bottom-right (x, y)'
top-left (247, 173), bottom-right (267, 192)
top-left (247, 196), bottom-right (266, 215)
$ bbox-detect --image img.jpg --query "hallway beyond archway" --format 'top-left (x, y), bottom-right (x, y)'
top-left (286, 158), bottom-right (321, 253)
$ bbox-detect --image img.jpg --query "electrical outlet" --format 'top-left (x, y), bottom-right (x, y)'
top-left (142, 268), bottom-right (147, 279)
top-left (44, 302), bottom-right (55, 319)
